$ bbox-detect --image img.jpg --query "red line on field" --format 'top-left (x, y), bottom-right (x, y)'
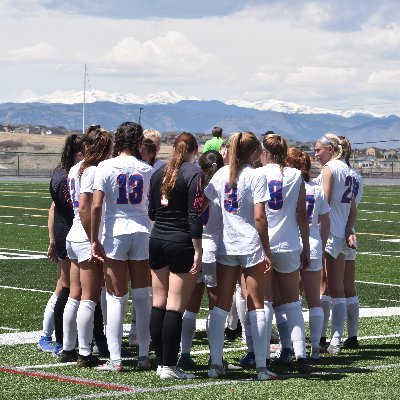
top-left (0, 365), bottom-right (136, 392)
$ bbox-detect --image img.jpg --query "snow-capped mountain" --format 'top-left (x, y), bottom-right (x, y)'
top-left (22, 90), bottom-right (200, 105)
top-left (20, 89), bottom-right (382, 118)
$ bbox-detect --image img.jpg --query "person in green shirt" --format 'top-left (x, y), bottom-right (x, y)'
top-left (203, 127), bottom-right (223, 152)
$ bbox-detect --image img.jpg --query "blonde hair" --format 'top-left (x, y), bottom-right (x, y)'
top-left (161, 132), bottom-right (198, 200)
top-left (229, 131), bottom-right (261, 185)
top-left (317, 132), bottom-right (343, 160)
top-left (143, 129), bottom-right (161, 141)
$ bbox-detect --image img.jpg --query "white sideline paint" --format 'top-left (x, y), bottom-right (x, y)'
top-left (356, 280), bottom-right (400, 287)
top-left (0, 221), bottom-right (47, 228)
top-left (357, 251), bottom-right (400, 258)
top-left (0, 285), bottom-right (52, 294)
top-left (0, 247), bottom-right (47, 254)
top-left (2, 307), bottom-right (400, 347)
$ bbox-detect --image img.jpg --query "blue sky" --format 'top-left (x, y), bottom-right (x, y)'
top-left (1, 0), bottom-right (400, 114)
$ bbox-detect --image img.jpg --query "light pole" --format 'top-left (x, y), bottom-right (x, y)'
top-left (139, 107), bottom-right (143, 125)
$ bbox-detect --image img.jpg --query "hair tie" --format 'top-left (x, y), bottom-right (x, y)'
top-left (212, 162), bottom-right (217, 166)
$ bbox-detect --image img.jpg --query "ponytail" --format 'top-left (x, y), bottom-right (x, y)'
top-left (287, 147), bottom-right (311, 182)
top-left (60, 134), bottom-right (84, 173)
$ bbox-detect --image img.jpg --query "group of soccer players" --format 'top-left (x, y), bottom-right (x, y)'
top-left (38, 122), bottom-right (362, 381)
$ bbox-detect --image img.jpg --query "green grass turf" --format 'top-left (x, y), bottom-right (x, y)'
top-left (0, 182), bottom-right (399, 400)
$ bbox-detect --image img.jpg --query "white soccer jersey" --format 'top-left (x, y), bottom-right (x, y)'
top-left (202, 198), bottom-right (222, 254)
top-left (323, 159), bottom-right (353, 238)
top-left (93, 155), bottom-right (154, 237)
top-left (305, 181), bottom-right (330, 260)
top-left (204, 165), bottom-right (269, 255)
top-left (66, 161), bottom-right (97, 243)
top-left (259, 164), bottom-right (303, 253)
top-left (350, 167), bottom-right (363, 207)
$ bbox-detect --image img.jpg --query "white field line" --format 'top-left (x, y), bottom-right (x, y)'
top-left (379, 298), bottom-right (400, 303)
top-left (41, 363), bottom-right (400, 400)
top-left (2, 308), bottom-right (400, 347)
top-left (0, 247), bottom-right (47, 254)
top-left (0, 221), bottom-right (47, 228)
top-left (0, 191), bottom-right (50, 195)
top-left (358, 218), bottom-right (400, 224)
top-left (360, 210), bottom-right (400, 214)
top-left (0, 194), bottom-right (50, 199)
top-left (356, 280), bottom-right (400, 287)
top-left (0, 285), bottom-right (52, 294)
top-left (360, 202), bottom-right (400, 206)
top-left (0, 326), bottom-right (20, 332)
top-left (357, 251), bottom-right (400, 258)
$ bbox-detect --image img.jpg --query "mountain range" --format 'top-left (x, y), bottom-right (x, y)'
top-left (1, 90), bottom-right (399, 148)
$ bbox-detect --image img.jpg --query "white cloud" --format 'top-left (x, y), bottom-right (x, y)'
top-left (97, 31), bottom-right (216, 76)
top-left (367, 69), bottom-right (400, 90)
top-left (4, 43), bottom-right (56, 62)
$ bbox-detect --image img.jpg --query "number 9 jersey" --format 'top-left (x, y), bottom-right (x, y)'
top-left (93, 156), bottom-right (154, 237)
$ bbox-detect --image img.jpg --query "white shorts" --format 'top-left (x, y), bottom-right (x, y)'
top-left (202, 249), bottom-right (216, 264)
top-left (272, 251), bottom-right (301, 274)
top-left (341, 245), bottom-right (356, 261)
top-left (325, 233), bottom-right (346, 259)
top-left (103, 232), bottom-right (149, 261)
top-left (303, 258), bottom-right (323, 272)
top-left (197, 261), bottom-right (217, 287)
top-left (216, 247), bottom-right (265, 269)
top-left (66, 240), bottom-right (91, 264)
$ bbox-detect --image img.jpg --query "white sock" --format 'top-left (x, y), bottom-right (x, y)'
top-left (181, 310), bottom-right (197, 354)
top-left (130, 288), bottom-right (137, 335)
top-left (309, 307), bottom-right (324, 351)
top-left (235, 285), bottom-right (246, 342)
top-left (42, 293), bottom-right (58, 337)
top-left (106, 292), bottom-right (128, 362)
top-left (346, 296), bottom-right (359, 338)
top-left (274, 304), bottom-right (291, 349)
top-left (330, 297), bottom-right (346, 346)
top-left (206, 310), bottom-right (211, 337)
top-left (285, 301), bottom-right (306, 359)
top-left (244, 311), bottom-right (254, 352)
top-left (100, 287), bottom-right (107, 331)
top-left (77, 300), bottom-right (96, 356)
top-left (249, 309), bottom-right (267, 368)
top-left (226, 287), bottom-right (239, 330)
top-left (132, 287), bottom-right (151, 357)
top-left (63, 298), bottom-right (80, 351)
top-left (320, 295), bottom-right (331, 338)
top-left (264, 301), bottom-right (273, 359)
top-left (208, 307), bottom-right (228, 366)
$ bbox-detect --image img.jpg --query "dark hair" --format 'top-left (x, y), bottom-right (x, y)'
top-left (60, 134), bottom-right (85, 173)
top-left (287, 147), bottom-right (311, 182)
top-left (142, 138), bottom-right (157, 166)
top-left (113, 122), bottom-right (143, 159)
top-left (162, 132), bottom-right (198, 199)
top-left (229, 131), bottom-right (261, 185)
top-left (199, 150), bottom-right (224, 185)
top-left (78, 127), bottom-right (113, 178)
top-left (338, 135), bottom-right (351, 166)
top-left (212, 126), bottom-right (223, 138)
top-left (262, 133), bottom-right (288, 169)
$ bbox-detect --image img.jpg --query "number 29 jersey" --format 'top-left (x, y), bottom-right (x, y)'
top-left (93, 156), bottom-right (154, 237)
top-left (258, 164), bottom-right (302, 253)
top-left (204, 165), bottom-right (269, 255)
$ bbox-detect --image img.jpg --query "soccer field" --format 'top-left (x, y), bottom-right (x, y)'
top-left (0, 181), bottom-right (399, 400)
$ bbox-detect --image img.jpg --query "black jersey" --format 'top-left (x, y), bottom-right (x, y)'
top-left (49, 166), bottom-right (74, 247)
top-left (148, 162), bottom-right (204, 242)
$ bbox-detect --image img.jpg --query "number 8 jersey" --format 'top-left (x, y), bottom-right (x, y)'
top-left (93, 155), bottom-right (154, 237)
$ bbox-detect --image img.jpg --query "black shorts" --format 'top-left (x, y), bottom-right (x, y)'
top-left (149, 237), bottom-right (194, 274)
top-left (54, 225), bottom-right (69, 260)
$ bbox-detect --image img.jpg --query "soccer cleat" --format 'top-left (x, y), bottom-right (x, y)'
top-left (207, 364), bottom-right (226, 378)
top-left (327, 344), bottom-right (341, 355)
top-left (310, 348), bottom-right (320, 361)
top-left (177, 353), bottom-right (197, 369)
top-left (223, 359), bottom-right (242, 371)
top-left (96, 360), bottom-right (123, 372)
top-left (297, 358), bottom-right (313, 374)
top-left (256, 367), bottom-right (278, 381)
top-left (277, 348), bottom-right (293, 365)
top-left (319, 337), bottom-right (328, 353)
top-left (76, 354), bottom-right (101, 368)
top-left (52, 342), bottom-right (63, 357)
top-left (38, 336), bottom-right (54, 352)
top-left (224, 327), bottom-right (238, 341)
top-left (156, 365), bottom-right (163, 377)
top-left (137, 356), bottom-right (152, 371)
top-left (240, 351), bottom-right (256, 368)
top-left (160, 366), bottom-right (197, 379)
top-left (57, 349), bottom-right (78, 363)
top-left (342, 336), bottom-right (360, 349)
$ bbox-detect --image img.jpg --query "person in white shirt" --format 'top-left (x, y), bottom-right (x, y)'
top-left (338, 136), bottom-right (363, 350)
top-left (177, 150), bottom-right (224, 369)
top-left (287, 147), bottom-right (330, 360)
top-left (204, 131), bottom-right (276, 381)
top-left (259, 134), bottom-right (311, 374)
top-left (91, 122), bottom-right (154, 372)
top-left (314, 133), bottom-right (357, 355)
top-left (60, 126), bottom-right (113, 367)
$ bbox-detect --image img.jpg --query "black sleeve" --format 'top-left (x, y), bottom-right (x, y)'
top-left (187, 170), bottom-right (204, 239)
top-left (148, 173), bottom-right (156, 221)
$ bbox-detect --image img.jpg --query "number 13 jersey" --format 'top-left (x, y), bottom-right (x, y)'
top-left (93, 155), bottom-right (154, 237)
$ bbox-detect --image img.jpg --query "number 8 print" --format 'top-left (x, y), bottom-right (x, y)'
top-left (267, 180), bottom-right (284, 210)
top-left (224, 182), bottom-right (238, 213)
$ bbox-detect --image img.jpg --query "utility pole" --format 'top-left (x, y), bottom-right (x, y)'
top-left (139, 107), bottom-right (143, 125)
